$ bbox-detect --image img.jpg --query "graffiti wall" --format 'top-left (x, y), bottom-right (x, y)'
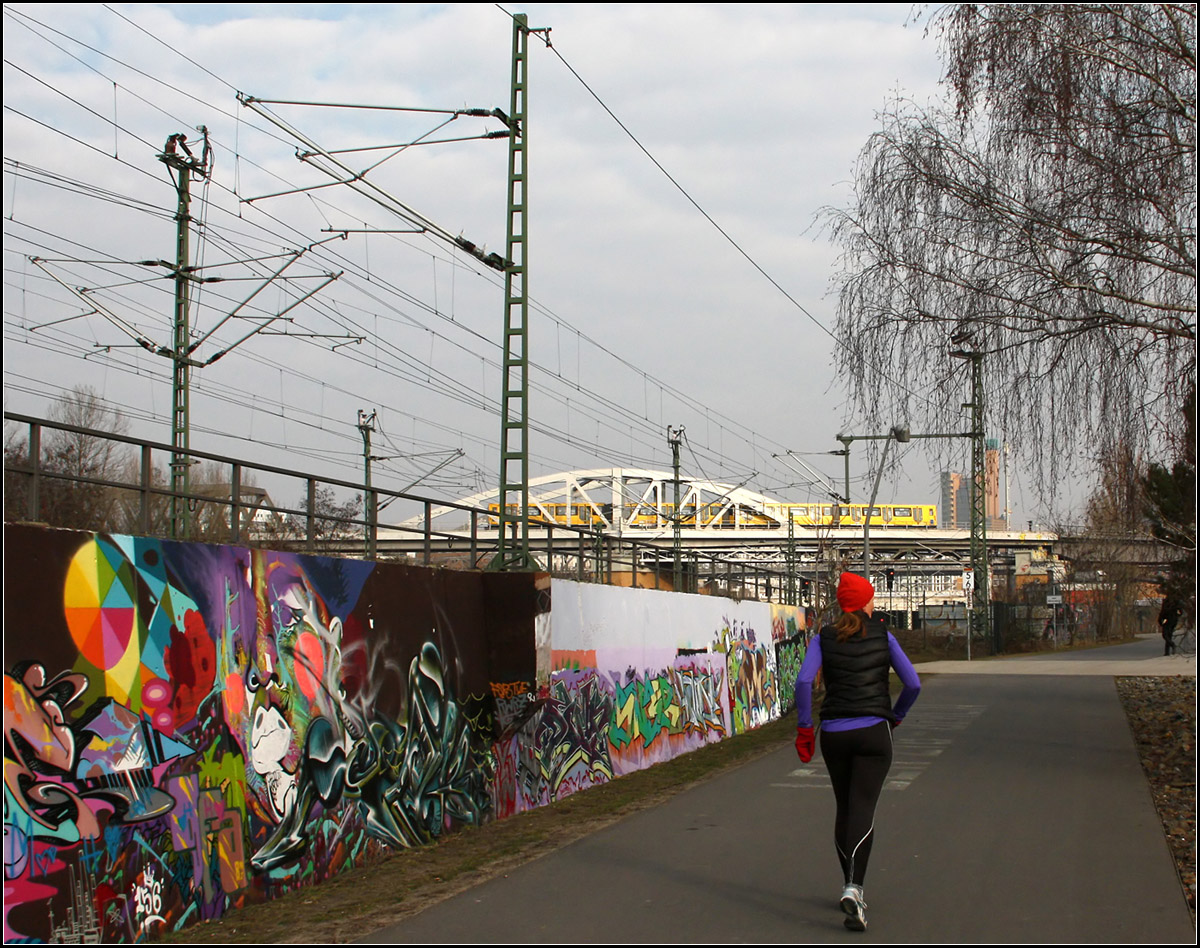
top-left (3, 524), bottom-right (538, 943)
top-left (4, 524), bottom-right (807, 942)
top-left (543, 581), bottom-right (807, 788)
top-left (771, 603), bottom-right (808, 715)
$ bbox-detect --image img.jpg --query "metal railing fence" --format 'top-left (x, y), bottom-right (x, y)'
top-left (4, 412), bottom-right (803, 603)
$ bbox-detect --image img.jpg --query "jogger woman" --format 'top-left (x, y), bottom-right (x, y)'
top-left (793, 572), bottom-right (921, 932)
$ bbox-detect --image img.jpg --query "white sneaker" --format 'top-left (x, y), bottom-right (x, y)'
top-left (840, 884), bottom-right (867, 931)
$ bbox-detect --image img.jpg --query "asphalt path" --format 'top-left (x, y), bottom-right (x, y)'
top-left (362, 636), bottom-right (1196, 944)
top-left (917, 630), bottom-right (1194, 676)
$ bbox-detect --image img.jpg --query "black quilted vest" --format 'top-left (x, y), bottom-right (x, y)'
top-left (819, 615), bottom-right (895, 723)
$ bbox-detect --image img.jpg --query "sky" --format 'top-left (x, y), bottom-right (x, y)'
top-left (2, 3), bottom-right (1072, 527)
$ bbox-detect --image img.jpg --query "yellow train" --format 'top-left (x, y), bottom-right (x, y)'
top-left (765, 502), bottom-right (937, 528)
top-left (487, 501), bottom-right (937, 529)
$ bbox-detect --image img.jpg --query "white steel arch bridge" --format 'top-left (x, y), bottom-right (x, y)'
top-left (384, 468), bottom-right (1056, 574)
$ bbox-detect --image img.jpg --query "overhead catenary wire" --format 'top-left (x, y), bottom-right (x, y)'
top-left (9, 190), bottom-right (768, 489)
top-left (493, 3), bottom-right (940, 414)
top-left (3, 5), bottom-right (877, 501)
top-left (4, 43), bottom-right (753, 480)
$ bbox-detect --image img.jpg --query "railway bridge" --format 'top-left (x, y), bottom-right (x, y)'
top-left (382, 469), bottom-right (1064, 602)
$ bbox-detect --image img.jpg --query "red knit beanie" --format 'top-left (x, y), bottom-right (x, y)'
top-left (837, 572), bottom-right (875, 612)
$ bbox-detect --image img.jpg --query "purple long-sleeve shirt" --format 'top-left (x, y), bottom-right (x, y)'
top-left (794, 632), bottom-right (921, 731)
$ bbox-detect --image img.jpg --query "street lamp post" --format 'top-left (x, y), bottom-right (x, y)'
top-left (838, 414), bottom-right (988, 655)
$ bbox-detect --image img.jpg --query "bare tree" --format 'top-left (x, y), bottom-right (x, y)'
top-left (186, 460), bottom-right (264, 542)
top-left (297, 486), bottom-right (363, 548)
top-left (1141, 386), bottom-right (1196, 622)
top-left (4, 421), bottom-right (33, 523)
top-left (1072, 443), bottom-right (1152, 640)
top-left (4, 387), bottom-right (134, 531)
top-left (247, 485), bottom-right (364, 551)
top-left (824, 4), bottom-right (1196, 496)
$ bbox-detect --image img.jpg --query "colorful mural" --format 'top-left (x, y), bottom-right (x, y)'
top-left (545, 582), bottom-right (799, 787)
top-left (3, 525), bottom-right (536, 943)
top-left (711, 616), bottom-right (779, 734)
top-left (771, 603), bottom-right (810, 715)
top-left (4, 529), bottom-right (799, 943)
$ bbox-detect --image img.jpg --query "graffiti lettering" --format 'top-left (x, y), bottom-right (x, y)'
top-left (609, 666), bottom-right (725, 749)
top-left (671, 666), bottom-right (727, 738)
top-left (5, 532), bottom-right (516, 943)
top-left (32, 845), bottom-right (59, 877)
top-left (494, 694), bottom-right (534, 732)
top-left (251, 641), bottom-right (491, 871)
top-left (774, 636), bottom-right (807, 714)
top-left (771, 606), bottom-right (803, 643)
top-left (133, 865), bottom-right (163, 919)
top-left (490, 681), bottom-right (531, 700)
top-left (536, 673), bottom-right (613, 801)
top-left (3, 662), bottom-right (100, 846)
top-left (6, 529), bottom-right (794, 944)
top-left (714, 618), bottom-right (779, 735)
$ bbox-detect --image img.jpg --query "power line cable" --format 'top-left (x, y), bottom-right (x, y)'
top-left (494, 4), bottom-right (939, 417)
top-left (8, 45), bottom-right (786, 482)
top-left (4, 8), bottom-right (891, 497)
top-left (100, 3), bottom-right (237, 93)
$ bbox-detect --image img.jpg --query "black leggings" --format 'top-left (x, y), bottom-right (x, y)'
top-left (820, 722), bottom-right (893, 886)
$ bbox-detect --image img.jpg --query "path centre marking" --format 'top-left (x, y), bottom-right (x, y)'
top-left (771, 704), bottom-right (987, 792)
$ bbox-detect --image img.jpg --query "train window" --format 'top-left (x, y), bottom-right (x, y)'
top-left (894, 507), bottom-right (912, 518)
top-left (913, 507), bottom-right (924, 523)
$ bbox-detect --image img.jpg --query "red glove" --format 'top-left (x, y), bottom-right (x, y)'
top-left (795, 726), bottom-right (815, 762)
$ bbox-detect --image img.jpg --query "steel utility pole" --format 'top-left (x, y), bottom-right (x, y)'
top-left (358, 410), bottom-right (377, 559)
top-left (492, 13), bottom-right (550, 571)
top-left (668, 426), bottom-right (684, 590)
top-left (950, 347), bottom-right (990, 651)
top-left (834, 435), bottom-right (854, 505)
top-left (834, 429), bottom-right (904, 514)
top-left (786, 515), bottom-right (797, 605)
top-left (35, 127), bottom-right (338, 543)
top-left (862, 426), bottom-right (910, 575)
top-left (160, 130), bottom-right (210, 539)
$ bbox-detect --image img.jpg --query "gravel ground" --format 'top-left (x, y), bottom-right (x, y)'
top-left (1116, 675), bottom-right (1196, 924)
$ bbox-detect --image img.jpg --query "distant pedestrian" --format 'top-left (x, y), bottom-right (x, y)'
top-left (1159, 594), bottom-right (1182, 656)
top-left (794, 572), bottom-right (921, 932)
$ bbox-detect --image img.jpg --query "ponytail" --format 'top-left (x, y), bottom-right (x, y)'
top-left (834, 609), bottom-right (866, 642)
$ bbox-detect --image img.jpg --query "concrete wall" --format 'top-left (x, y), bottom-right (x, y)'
top-left (3, 525), bottom-right (806, 942)
top-left (492, 581), bottom-right (808, 813)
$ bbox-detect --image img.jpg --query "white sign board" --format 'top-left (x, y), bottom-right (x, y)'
top-left (962, 569), bottom-right (974, 591)
top-left (1047, 594), bottom-right (1063, 604)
